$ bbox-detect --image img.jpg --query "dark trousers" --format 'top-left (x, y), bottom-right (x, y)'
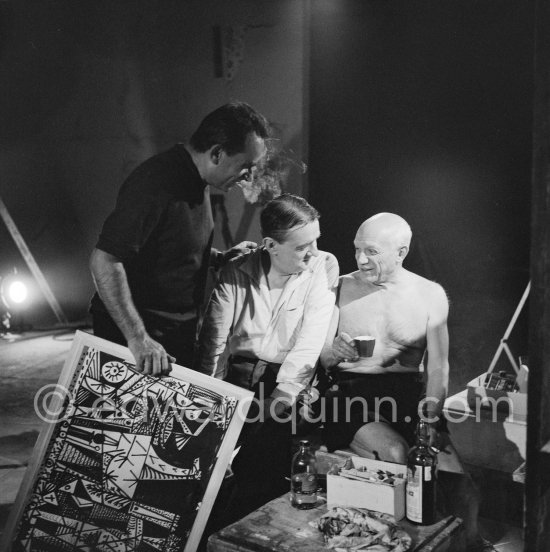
top-left (324, 371), bottom-right (425, 451)
top-left (91, 309), bottom-right (198, 369)
top-left (218, 357), bottom-right (292, 527)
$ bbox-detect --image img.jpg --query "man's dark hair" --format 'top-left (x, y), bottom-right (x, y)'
top-left (260, 193), bottom-right (320, 243)
top-left (190, 102), bottom-right (271, 156)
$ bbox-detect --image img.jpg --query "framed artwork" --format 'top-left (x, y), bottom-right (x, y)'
top-left (2, 331), bottom-right (253, 552)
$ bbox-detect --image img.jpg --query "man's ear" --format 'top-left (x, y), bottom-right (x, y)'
top-left (398, 246), bottom-right (409, 262)
top-left (263, 237), bottom-right (276, 252)
top-left (210, 145), bottom-right (223, 165)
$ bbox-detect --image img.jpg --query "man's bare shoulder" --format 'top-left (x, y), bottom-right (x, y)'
top-left (405, 270), bottom-right (449, 306)
top-left (341, 271), bottom-right (362, 283)
top-left (337, 271), bottom-right (361, 290)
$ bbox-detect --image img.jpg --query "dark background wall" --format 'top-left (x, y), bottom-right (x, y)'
top-left (309, 1), bottom-right (534, 392)
top-left (0, 0), bottom-right (535, 394)
top-left (0, 0), bottom-right (308, 326)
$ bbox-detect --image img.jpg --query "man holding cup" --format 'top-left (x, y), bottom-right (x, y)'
top-left (320, 212), bottom-right (449, 461)
top-left (320, 212), bottom-right (492, 551)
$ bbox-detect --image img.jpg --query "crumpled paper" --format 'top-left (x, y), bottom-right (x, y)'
top-left (314, 506), bottom-right (411, 552)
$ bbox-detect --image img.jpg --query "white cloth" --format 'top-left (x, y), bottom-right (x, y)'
top-left (198, 247), bottom-right (339, 400)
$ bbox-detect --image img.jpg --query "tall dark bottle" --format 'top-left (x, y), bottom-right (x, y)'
top-left (406, 420), bottom-right (437, 524)
top-left (290, 440), bottom-right (318, 509)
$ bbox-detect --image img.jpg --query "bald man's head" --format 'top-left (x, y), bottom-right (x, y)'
top-left (353, 213), bottom-right (412, 284)
top-left (355, 213), bottom-right (412, 250)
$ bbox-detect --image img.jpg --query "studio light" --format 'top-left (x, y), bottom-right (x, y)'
top-left (6, 279), bottom-right (28, 304)
top-left (0, 268), bottom-right (31, 335)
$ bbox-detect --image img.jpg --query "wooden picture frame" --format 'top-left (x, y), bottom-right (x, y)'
top-left (2, 331), bottom-right (253, 552)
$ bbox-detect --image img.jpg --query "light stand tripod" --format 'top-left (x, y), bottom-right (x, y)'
top-left (487, 280), bottom-right (530, 375)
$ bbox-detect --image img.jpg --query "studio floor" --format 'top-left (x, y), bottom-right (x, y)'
top-left (0, 330), bottom-right (524, 551)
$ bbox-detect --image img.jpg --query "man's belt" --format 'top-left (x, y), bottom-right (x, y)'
top-left (228, 355), bottom-right (282, 390)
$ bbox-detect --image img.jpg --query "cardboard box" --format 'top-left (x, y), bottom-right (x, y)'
top-left (315, 449), bottom-right (353, 474)
top-left (327, 456), bottom-right (407, 520)
top-left (466, 375), bottom-right (527, 420)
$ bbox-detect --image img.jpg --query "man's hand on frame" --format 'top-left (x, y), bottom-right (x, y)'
top-left (127, 334), bottom-right (175, 377)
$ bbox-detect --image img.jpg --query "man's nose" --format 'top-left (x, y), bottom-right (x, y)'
top-left (309, 243), bottom-right (319, 257)
top-left (358, 252), bottom-right (369, 264)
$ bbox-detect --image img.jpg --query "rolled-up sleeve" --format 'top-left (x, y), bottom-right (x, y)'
top-left (273, 253), bottom-right (339, 400)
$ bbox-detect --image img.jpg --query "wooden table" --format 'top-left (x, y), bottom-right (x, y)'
top-left (208, 493), bottom-right (465, 552)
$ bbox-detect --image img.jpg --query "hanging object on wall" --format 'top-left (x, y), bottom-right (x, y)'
top-left (212, 23), bottom-right (274, 83)
top-left (212, 25), bottom-right (224, 79)
top-left (222, 25), bottom-right (246, 82)
top-left (210, 24), bottom-right (247, 82)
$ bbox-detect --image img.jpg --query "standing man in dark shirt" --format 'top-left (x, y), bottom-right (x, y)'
top-left (89, 102), bottom-right (270, 375)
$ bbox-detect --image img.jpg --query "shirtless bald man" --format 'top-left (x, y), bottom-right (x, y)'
top-left (320, 212), bottom-right (449, 462)
top-left (320, 213), bottom-right (494, 551)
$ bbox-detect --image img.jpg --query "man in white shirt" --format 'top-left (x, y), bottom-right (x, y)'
top-left (197, 193), bottom-right (338, 524)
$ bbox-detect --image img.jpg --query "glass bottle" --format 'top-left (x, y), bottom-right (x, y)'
top-left (406, 420), bottom-right (437, 524)
top-left (290, 439), bottom-right (318, 509)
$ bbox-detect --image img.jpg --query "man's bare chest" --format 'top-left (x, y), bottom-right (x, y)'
top-left (340, 290), bottom-right (428, 347)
